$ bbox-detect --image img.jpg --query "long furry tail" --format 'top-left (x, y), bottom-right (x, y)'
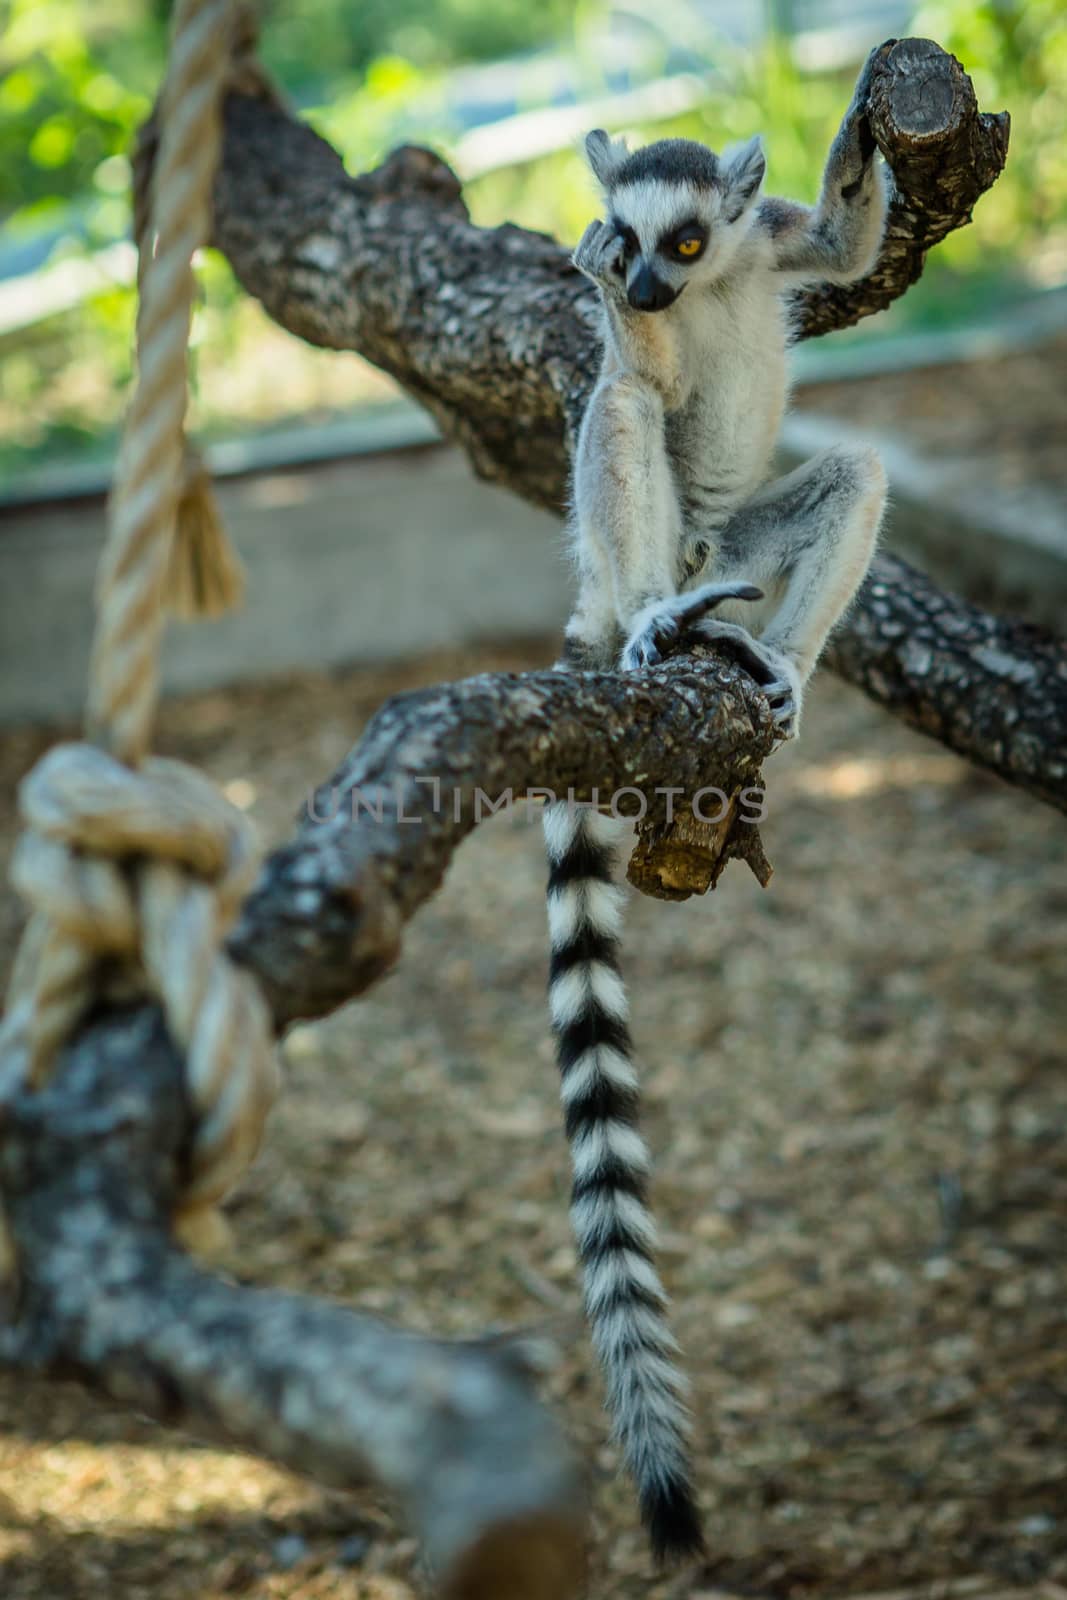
top-left (542, 800), bottom-right (703, 1563)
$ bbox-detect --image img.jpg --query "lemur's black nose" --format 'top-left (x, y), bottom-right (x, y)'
top-left (628, 264), bottom-right (678, 312)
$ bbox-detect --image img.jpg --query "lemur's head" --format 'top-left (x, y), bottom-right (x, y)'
top-left (584, 130), bottom-right (766, 311)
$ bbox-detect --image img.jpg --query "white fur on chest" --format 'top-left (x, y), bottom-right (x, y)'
top-left (667, 271), bottom-right (791, 517)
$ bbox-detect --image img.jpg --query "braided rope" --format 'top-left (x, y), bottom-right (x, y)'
top-left (91, 0), bottom-right (231, 756)
top-left (0, 0), bottom-right (278, 1222)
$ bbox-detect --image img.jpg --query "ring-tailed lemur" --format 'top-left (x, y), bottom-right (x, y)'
top-left (543, 45), bottom-right (891, 1563)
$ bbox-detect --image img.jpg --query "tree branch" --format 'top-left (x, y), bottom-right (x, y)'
top-left (228, 655), bottom-right (778, 1027)
top-left (798, 37), bottom-right (1010, 336)
top-left (0, 1005), bottom-right (585, 1599)
top-left (223, 546), bottom-right (1065, 1025)
top-left (828, 552), bottom-right (1067, 812)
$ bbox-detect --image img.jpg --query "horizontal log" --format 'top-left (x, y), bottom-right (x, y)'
top-left (0, 1005), bottom-right (584, 1599)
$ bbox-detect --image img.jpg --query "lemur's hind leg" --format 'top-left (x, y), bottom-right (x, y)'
top-left (699, 445), bottom-right (886, 736)
top-left (566, 371), bottom-right (684, 669)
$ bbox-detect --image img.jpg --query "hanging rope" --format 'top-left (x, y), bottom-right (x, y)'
top-left (130, 39), bottom-right (247, 627)
top-left (1, 0), bottom-right (278, 1235)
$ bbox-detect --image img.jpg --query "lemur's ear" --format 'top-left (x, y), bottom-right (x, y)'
top-left (584, 128), bottom-right (629, 189)
top-left (721, 135), bottom-right (766, 222)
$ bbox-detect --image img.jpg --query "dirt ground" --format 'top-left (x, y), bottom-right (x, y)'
top-left (1, 634), bottom-right (1065, 1600)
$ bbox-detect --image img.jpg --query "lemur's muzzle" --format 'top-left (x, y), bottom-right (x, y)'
top-left (627, 263), bottom-right (680, 313)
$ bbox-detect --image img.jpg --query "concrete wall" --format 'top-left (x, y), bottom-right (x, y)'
top-left (1, 445), bottom-right (569, 727)
top-left (4, 403), bottom-right (1065, 729)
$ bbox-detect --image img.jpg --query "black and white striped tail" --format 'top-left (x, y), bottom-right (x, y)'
top-left (543, 801), bottom-right (703, 1563)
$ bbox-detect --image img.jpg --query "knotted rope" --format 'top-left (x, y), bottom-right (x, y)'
top-left (1, 0), bottom-right (278, 1235)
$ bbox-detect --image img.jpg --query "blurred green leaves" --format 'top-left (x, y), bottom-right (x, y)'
top-left (260, 0), bottom-right (574, 91)
top-left (912, 0), bottom-right (1067, 286)
top-left (0, 0), bottom-right (160, 232)
top-left (0, 0), bottom-right (574, 239)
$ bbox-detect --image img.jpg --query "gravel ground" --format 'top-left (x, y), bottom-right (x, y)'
top-left (1, 637), bottom-right (1065, 1600)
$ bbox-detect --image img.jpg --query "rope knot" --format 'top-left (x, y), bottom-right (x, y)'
top-left (6, 742), bottom-right (278, 1210)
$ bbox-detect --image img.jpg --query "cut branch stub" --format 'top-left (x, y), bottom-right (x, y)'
top-left (795, 38), bottom-right (1009, 337)
top-left (869, 36), bottom-right (1010, 188)
top-left (627, 786), bottom-right (773, 902)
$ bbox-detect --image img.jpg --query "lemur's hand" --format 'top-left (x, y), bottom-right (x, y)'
top-left (620, 583), bottom-right (762, 672)
top-left (573, 219), bottom-right (628, 299)
top-left (834, 39), bottom-right (896, 190)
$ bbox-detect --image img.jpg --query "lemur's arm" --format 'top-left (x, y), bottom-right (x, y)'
top-left (573, 220), bottom-right (690, 410)
top-left (761, 42), bottom-right (893, 285)
top-left (565, 220), bottom-right (697, 667)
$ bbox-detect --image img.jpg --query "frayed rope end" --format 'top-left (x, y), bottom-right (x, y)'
top-left (168, 447), bottom-right (246, 621)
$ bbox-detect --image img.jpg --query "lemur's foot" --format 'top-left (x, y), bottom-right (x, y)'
top-left (572, 218), bottom-right (628, 297)
top-left (763, 667), bottom-right (803, 742)
top-left (695, 619), bottom-right (804, 741)
top-left (620, 582), bottom-right (763, 671)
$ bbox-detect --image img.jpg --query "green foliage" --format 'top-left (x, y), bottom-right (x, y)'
top-left (0, 0), bottom-right (162, 233)
top-left (0, 0), bottom-right (574, 239)
top-left (260, 0), bottom-right (574, 92)
top-left (0, 0), bottom-right (575, 477)
top-left (912, 0), bottom-right (1067, 286)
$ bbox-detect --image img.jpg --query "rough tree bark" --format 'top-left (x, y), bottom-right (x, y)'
top-left (825, 554), bottom-right (1067, 813)
top-left (4, 32), bottom-right (1065, 1600)
top-left (229, 655), bottom-right (778, 1027)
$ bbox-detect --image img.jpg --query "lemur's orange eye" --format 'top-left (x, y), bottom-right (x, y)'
top-left (675, 235), bottom-right (703, 259)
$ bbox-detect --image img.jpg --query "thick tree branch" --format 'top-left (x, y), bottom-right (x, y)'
top-left (225, 546), bottom-right (1064, 1024)
top-left (828, 553), bottom-right (1067, 811)
top-left (0, 1006), bottom-right (584, 1599)
top-left (228, 655), bottom-right (778, 1027)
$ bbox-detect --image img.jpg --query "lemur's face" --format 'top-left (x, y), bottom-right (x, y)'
top-left (609, 180), bottom-right (722, 312)
top-left (588, 134), bottom-right (766, 313)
